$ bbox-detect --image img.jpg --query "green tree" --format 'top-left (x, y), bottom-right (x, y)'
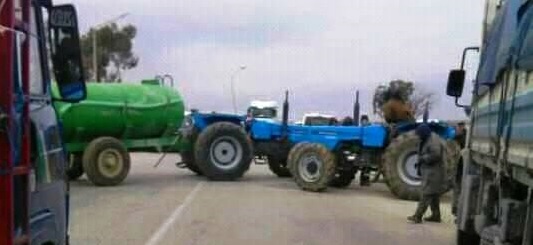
top-left (80, 23), bottom-right (139, 82)
top-left (372, 79), bottom-right (435, 119)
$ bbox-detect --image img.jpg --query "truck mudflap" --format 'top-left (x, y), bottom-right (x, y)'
top-left (457, 174), bottom-right (480, 232)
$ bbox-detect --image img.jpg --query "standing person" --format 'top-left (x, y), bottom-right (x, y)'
top-left (359, 114), bottom-right (371, 186)
top-left (454, 122), bottom-right (467, 148)
top-left (408, 124), bottom-right (446, 224)
top-left (341, 116), bottom-right (353, 126)
top-left (360, 114), bottom-right (370, 126)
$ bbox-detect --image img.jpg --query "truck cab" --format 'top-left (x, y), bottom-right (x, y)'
top-left (247, 100), bottom-right (278, 120)
top-left (0, 0), bottom-right (86, 244)
top-left (302, 113), bottom-right (337, 126)
top-left (447, 0), bottom-right (533, 244)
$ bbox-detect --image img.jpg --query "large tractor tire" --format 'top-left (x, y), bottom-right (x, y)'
top-left (267, 155), bottom-right (291, 177)
top-left (194, 122), bottom-right (253, 181)
top-left (383, 131), bottom-right (460, 200)
top-left (329, 169), bottom-right (356, 188)
top-left (82, 137), bottom-right (131, 186)
top-left (67, 154), bottom-right (84, 181)
top-left (180, 150), bottom-right (203, 175)
top-left (288, 143), bottom-right (336, 192)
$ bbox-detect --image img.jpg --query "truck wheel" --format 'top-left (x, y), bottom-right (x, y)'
top-left (329, 170), bottom-right (356, 188)
top-left (82, 137), bottom-right (131, 186)
top-left (194, 122), bottom-right (253, 181)
top-left (67, 154), bottom-right (84, 181)
top-left (180, 150), bottom-right (203, 175)
top-left (267, 155), bottom-right (291, 177)
top-left (383, 131), bottom-right (421, 200)
top-left (457, 229), bottom-right (480, 245)
top-left (288, 143), bottom-right (336, 192)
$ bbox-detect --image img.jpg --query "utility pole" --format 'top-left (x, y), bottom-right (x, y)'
top-left (230, 65), bottom-right (247, 113)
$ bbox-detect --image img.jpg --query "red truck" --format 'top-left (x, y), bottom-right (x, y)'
top-left (0, 0), bottom-right (86, 244)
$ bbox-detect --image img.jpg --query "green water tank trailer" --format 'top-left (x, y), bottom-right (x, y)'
top-left (53, 80), bottom-right (187, 186)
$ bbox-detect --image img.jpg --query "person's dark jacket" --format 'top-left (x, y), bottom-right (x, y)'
top-left (454, 129), bottom-right (467, 149)
top-left (418, 133), bottom-right (447, 195)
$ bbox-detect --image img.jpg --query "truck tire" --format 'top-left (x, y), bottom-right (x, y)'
top-left (267, 155), bottom-right (291, 177)
top-left (329, 170), bottom-right (356, 188)
top-left (288, 143), bottom-right (336, 192)
top-left (180, 150), bottom-right (203, 175)
top-left (383, 131), bottom-right (460, 200)
top-left (67, 154), bottom-right (84, 181)
top-left (457, 229), bottom-right (480, 245)
top-left (194, 122), bottom-right (253, 181)
top-left (82, 137), bottom-right (131, 186)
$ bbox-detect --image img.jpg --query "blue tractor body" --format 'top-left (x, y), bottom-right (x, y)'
top-left (183, 94), bottom-right (457, 200)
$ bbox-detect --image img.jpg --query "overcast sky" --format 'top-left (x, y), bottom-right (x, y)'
top-left (63, 0), bottom-right (484, 121)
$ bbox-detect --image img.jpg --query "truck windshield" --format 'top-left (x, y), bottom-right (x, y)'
top-left (304, 117), bottom-right (334, 126)
top-left (29, 5), bottom-right (44, 95)
top-left (249, 107), bottom-right (277, 119)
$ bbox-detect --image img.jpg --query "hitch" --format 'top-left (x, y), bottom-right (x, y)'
top-left (175, 161), bottom-right (187, 168)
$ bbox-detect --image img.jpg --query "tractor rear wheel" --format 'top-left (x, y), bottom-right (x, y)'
top-left (329, 169), bottom-right (356, 188)
top-left (383, 131), bottom-right (422, 200)
top-left (194, 122), bottom-right (253, 181)
top-left (383, 131), bottom-right (460, 200)
top-left (82, 137), bottom-right (131, 186)
top-left (67, 154), bottom-right (84, 181)
top-left (267, 155), bottom-right (291, 177)
top-left (288, 143), bottom-right (336, 192)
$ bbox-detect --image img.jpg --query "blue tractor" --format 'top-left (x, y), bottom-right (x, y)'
top-left (181, 91), bottom-right (458, 200)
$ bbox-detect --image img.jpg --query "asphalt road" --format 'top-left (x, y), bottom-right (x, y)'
top-left (69, 153), bottom-right (455, 245)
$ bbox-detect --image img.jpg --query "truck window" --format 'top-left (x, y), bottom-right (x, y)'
top-left (249, 107), bottom-right (277, 119)
top-left (30, 6), bottom-right (44, 95)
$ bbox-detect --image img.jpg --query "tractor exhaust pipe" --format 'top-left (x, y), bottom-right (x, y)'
top-left (422, 101), bottom-right (429, 123)
top-left (282, 90), bottom-right (289, 137)
top-left (353, 90), bottom-right (360, 126)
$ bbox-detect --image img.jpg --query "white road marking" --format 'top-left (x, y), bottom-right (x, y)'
top-left (144, 182), bottom-right (204, 245)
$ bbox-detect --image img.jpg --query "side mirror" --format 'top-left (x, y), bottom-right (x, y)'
top-left (446, 69), bottom-right (466, 97)
top-left (48, 5), bottom-right (86, 102)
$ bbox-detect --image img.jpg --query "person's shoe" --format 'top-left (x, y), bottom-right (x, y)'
top-left (423, 216), bottom-right (441, 223)
top-left (360, 180), bottom-right (371, 186)
top-left (407, 215), bottom-right (422, 224)
top-left (360, 176), bottom-right (370, 186)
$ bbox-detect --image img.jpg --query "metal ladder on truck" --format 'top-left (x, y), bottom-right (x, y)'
top-left (1, 0), bottom-right (32, 244)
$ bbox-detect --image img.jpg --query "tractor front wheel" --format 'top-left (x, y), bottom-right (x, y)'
top-left (288, 143), bottom-right (336, 192)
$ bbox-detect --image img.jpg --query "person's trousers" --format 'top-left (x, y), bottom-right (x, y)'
top-left (414, 194), bottom-right (441, 218)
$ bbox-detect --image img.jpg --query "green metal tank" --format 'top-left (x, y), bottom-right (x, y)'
top-left (53, 81), bottom-right (185, 149)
